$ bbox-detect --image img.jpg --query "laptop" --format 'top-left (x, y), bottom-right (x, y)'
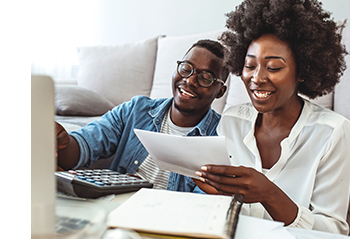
top-left (31, 75), bottom-right (108, 238)
top-left (31, 75), bottom-right (56, 237)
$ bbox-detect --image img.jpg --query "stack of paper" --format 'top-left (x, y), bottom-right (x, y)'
top-left (134, 129), bottom-right (231, 179)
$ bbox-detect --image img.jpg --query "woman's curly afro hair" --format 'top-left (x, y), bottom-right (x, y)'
top-left (220, 0), bottom-right (347, 99)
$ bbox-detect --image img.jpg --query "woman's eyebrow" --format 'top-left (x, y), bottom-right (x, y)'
top-left (246, 54), bottom-right (286, 63)
top-left (265, 56), bottom-right (286, 63)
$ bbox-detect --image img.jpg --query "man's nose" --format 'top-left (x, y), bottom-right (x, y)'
top-left (184, 72), bottom-right (199, 87)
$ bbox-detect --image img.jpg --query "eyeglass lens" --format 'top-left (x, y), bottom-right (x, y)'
top-left (178, 62), bottom-right (214, 87)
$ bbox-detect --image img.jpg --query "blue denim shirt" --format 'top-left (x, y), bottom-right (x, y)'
top-left (70, 96), bottom-right (221, 192)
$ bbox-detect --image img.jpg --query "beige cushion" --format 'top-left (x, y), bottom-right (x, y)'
top-left (77, 36), bottom-right (160, 106)
top-left (335, 21), bottom-right (350, 120)
top-left (150, 29), bottom-right (228, 114)
top-left (223, 74), bottom-right (250, 112)
top-left (55, 85), bottom-right (114, 116)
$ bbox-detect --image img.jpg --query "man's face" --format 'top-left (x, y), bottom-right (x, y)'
top-left (171, 47), bottom-right (226, 118)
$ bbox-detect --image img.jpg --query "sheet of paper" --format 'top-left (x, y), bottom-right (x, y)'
top-left (134, 129), bottom-right (231, 178)
top-left (107, 188), bottom-right (293, 239)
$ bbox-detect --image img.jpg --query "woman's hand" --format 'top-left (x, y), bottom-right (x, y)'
top-left (192, 178), bottom-right (219, 194)
top-left (195, 165), bottom-right (273, 203)
top-left (195, 164), bottom-right (298, 225)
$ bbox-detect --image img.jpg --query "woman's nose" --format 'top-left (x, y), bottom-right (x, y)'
top-left (251, 68), bottom-right (268, 84)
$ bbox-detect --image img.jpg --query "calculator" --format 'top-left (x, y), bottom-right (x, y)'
top-left (55, 169), bottom-right (153, 199)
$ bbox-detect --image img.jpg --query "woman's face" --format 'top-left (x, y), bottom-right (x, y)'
top-left (242, 34), bottom-right (300, 114)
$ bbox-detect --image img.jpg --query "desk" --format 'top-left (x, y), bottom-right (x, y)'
top-left (56, 192), bottom-right (350, 239)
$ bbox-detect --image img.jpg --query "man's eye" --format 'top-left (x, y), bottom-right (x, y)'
top-left (180, 67), bottom-right (191, 73)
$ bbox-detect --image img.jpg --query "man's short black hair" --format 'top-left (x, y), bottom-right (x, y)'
top-left (186, 39), bottom-right (229, 82)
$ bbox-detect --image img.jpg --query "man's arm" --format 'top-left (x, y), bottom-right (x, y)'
top-left (56, 122), bottom-right (80, 170)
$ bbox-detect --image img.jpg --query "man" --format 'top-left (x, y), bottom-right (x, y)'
top-left (56, 39), bottom-right (228, 192)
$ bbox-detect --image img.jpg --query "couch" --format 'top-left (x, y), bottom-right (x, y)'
top-left (55, 21), bottom-right (350, 128)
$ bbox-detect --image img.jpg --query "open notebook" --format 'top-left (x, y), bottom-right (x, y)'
top-left (107, 188), bottom-right (292, 239)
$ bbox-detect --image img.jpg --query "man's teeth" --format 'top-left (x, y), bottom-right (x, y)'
top-left (180, 88), bottom-right (195, 97)
top-left (254, 91), bottom-right (272, 98)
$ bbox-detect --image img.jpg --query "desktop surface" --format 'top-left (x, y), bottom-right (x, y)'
top-left (54, 191), bottom-right (350, 239)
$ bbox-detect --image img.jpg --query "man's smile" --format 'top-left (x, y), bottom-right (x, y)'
top-left (179, 87), bottom-right (196, 98)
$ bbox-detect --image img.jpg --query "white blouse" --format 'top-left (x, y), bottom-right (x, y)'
top-left (217, 100), bottom-right (350, 235)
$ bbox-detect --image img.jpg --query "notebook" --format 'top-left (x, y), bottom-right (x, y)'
top-left (106, 188), bottom-right (288, 239)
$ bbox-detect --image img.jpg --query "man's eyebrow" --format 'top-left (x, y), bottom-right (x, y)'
top-left (246, 54), bottom-right (286, 63)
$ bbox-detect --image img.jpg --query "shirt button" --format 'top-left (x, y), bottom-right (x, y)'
top-left (134, 160), bottom-right (139, 165)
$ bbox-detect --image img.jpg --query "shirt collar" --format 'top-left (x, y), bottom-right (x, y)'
top-left (148, 97), bottom-right (216, 136)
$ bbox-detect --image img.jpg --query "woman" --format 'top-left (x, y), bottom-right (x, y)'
top-left (194, 0), bottom-right (350, 235)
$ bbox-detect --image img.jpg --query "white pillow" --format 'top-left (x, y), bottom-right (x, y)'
top-left (77, 36), bottom-right (160, 106)
top-left (150, 29), bottom-right (228, 114)
top-left (335, 21), bottom-right (350, 119)
top-left (223, 74), bottom-right (250, 113)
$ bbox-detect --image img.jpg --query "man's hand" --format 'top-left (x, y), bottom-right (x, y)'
top-left (55, 122), bottom-right (70, 170)
top-left (56, 122), bottom-right (70, 152)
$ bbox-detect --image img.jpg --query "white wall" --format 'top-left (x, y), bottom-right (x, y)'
top-left (31, 0), bottom-right (349, 79)
top-left (90, 0), bottom-right (350, 45)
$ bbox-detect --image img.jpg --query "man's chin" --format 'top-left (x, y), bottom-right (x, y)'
top-left (174, 102), bottom-right (196, 114)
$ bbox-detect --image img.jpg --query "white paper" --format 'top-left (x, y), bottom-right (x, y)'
top-left (134, 129), bottom-right (231, 178)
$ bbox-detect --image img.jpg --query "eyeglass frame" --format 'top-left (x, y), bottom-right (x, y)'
top-left (176, 60), bottom-right (225, 87)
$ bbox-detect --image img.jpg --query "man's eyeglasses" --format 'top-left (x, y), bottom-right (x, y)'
top-left (176, 61), bottom-right (225, 88)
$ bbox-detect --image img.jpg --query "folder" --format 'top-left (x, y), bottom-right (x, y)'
top-left (107, 189), bottom-right (292, 239)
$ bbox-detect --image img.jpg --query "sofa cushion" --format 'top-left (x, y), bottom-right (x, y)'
top-left (223, 74), bottom-right (250, 112)
top-left (55, 85), bottom-right (114, 116)
top-left (150, 29), bottom-right (229, 114)
top-left (77, 36), bottom-right (160, 106)
top-left (335, 22), bottom-right (350, 120)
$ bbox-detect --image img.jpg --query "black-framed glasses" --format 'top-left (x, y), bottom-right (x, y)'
top-left (176, 60), bottom-right (225, 87)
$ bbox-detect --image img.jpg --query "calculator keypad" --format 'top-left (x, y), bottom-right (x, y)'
top-left (68, 169), bottom-right (150, 187)
top-left (56, 169), bottom-right (153, 199)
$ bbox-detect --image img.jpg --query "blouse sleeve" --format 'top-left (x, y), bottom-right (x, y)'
top-left (289, 119), bottom-right (350, 235)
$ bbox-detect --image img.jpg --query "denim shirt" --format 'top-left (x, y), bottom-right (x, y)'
top-left (70, 95), bottom-right (221, 192)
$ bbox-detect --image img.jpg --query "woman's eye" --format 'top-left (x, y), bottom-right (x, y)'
top-left (245, 65), bottom-right (255, 69)
top-left (268, 67), bottom-right (282, 71)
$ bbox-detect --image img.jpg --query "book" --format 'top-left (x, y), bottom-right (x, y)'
top-left (107, 188), bottom-right (288, 239)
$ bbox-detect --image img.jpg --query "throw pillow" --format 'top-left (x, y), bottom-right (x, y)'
top-left (55, 85), bottom-right (115, 116)
top-left (77, 36), bottom-right (161, 106)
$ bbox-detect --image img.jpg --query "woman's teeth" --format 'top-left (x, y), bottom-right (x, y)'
top-left (180, 88), bottom-right (195, 98)
top-left (253, 91), bottom-right (272, 98)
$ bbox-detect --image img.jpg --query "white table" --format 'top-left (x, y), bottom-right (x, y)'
top-left (56, 192), bottom-right (350, 239)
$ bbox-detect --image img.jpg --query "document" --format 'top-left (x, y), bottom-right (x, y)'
top-left (134, 129), bottom-right (231, 178)
top-left (107, 188), bottom-right (295, 239)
